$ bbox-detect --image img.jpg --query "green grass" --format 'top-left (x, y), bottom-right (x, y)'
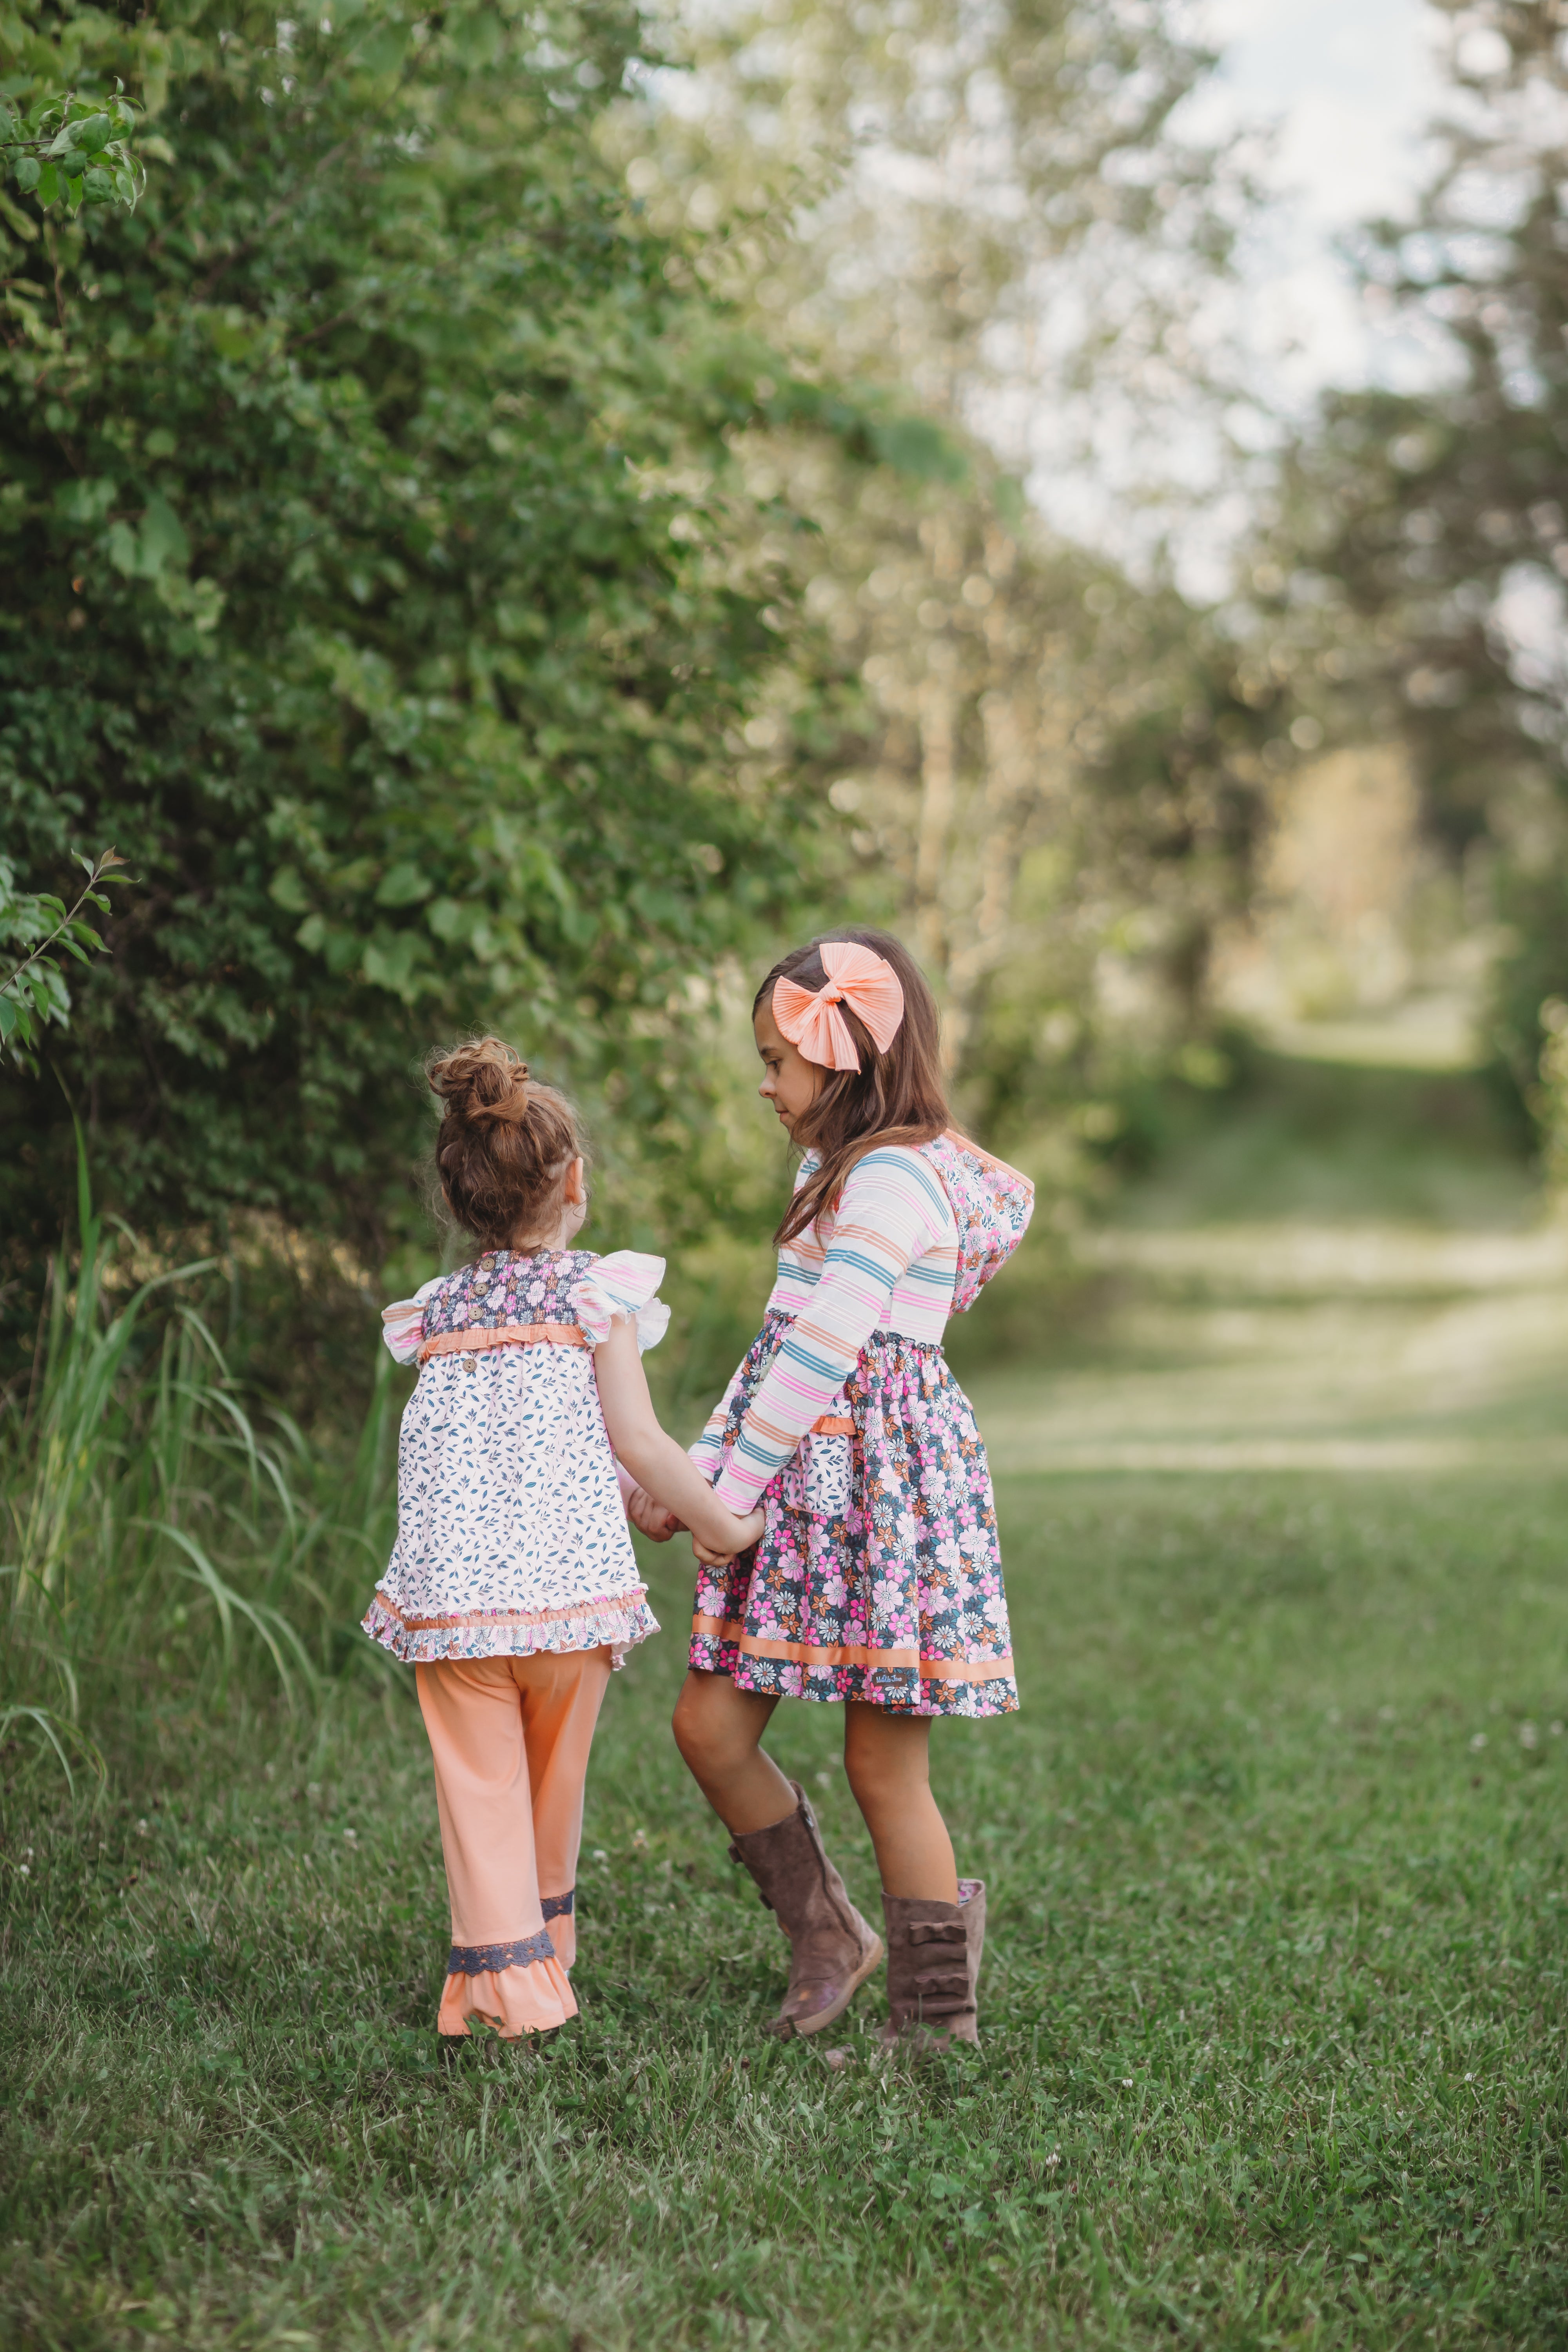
top-left (5, 1470), bottom-right (1567, 2350)
top-left (1114, 1057), bottom-right (1535, 1232)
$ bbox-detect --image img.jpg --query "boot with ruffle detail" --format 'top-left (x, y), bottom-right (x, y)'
top-left (879, 1877), bottom-right (985, 2052)
top-left (728, 1781), bottom-right (884, 2037)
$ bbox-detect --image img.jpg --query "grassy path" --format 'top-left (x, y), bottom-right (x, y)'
top-left (5, 1082), bottom-right (1568, 2348)
top-left (5, 1463), bottom-right (1567, 2348)
top-left (968, 1220), bottom-right (1568, 1477)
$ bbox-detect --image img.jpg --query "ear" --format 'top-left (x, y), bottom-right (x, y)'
top-left (563, 1155), bottom-right (586, 1205)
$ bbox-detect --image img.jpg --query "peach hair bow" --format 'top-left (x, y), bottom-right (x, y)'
top-left (772, 942), bottom-right (906, 1072)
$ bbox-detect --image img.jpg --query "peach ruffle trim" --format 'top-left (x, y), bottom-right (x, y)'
top-left (438, 1954), bottom-right (577, 2039)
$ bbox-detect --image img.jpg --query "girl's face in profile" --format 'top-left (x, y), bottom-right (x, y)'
top-left (753, 998), bottom-right (822, 1138)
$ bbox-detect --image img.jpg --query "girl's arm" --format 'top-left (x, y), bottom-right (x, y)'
top-left (711, 1147), bottom-right (949, 1515)
top-left (593, 1318), bottom-right (763, 1557)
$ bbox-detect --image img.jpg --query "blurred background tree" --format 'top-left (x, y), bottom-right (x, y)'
top-left (4, 0), bottom-right (1289, 1401)
top-left (1259, 0), bottom-right (1568, 1150)
top-left (608, 0), bottom-right (1278, 1225)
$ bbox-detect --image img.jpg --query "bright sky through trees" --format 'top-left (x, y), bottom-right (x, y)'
top-left (1201, 0), bottom-right (1441, 395)
top-left (1018, 0), bottom-right (1442, 582)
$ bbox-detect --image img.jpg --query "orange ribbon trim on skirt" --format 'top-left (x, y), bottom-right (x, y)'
top-left (691, 1614), bottom-right (1014, 1682)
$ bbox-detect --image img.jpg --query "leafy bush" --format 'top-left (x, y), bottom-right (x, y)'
top-left (0, 0), bottom-right (826, 1285)
top-left (0, 844), bottom-right (127, 1069)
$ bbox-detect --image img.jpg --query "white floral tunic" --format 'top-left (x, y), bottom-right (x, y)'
top-left (361, 1247), bottom-right (665, 1668)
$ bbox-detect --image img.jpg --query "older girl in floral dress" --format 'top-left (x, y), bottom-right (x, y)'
top-left (629, 931), bottom-right (1033, 2050)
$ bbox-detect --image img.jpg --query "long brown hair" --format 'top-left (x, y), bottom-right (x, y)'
top-left (755, 928), bottom-right (949, 1246)
top-left (426, 1036), bottom-right (585, 1252)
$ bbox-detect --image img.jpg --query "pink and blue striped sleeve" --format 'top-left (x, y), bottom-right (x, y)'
top-left (710, 1149), bottom-right (949, 1514)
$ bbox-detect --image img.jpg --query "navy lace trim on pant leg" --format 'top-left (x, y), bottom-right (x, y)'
top-left (446, 1929), bottom-right (557, 1975)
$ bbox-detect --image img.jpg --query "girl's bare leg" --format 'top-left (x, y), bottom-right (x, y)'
top-left (842, 1703), bottom-right (958, 1902)
top-left (672, 1669), bottom-right (796, 1833)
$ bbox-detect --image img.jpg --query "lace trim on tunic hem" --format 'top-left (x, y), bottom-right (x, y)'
top-left (361, 1589), bottom-right (659, 1667)
top-left (369, 1588), bottom-right (647, 1634)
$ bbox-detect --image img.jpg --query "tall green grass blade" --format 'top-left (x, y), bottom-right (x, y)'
top-left (2, 1129), bottom-right (394, 1771)
top-left (147, 1523), bottom-right (318, 1714)
top-left (0, 1704), bottom-right (106, 1797)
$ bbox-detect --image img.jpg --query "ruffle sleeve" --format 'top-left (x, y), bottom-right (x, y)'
top-left (380, 1275), bottom-right (443, 1363)
top-left (572, 1250), bottom-right (670, 1354)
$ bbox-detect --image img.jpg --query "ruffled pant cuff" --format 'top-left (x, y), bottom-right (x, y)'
top-left (437, 1956), bottom-right (577, 2038)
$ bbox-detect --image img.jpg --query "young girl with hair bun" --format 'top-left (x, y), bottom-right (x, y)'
top-left (364, 1038), bottom-right (762, 2044)
top-left (632, 931), bottom-right (1033, 2051)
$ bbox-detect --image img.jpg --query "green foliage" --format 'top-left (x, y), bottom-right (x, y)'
top-left (0, 0), bottom-right (831, 1279)
top-left (4, 1471), bottom-right (1566, 2345)
top-left (0, 80), bottom-right (143, 211)
top-left (0, 843), bottom-right (126, 1067)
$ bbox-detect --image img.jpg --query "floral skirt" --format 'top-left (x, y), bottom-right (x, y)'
top-left (689, 1310), bottom-right (1019, 1718)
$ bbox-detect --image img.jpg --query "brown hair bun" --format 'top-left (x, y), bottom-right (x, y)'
top-left (429, 1037), bottom-right (531, 1126)
top-left (426, 1036), bottom-right (585, 1251)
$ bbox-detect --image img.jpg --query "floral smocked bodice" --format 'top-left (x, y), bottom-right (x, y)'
top-left (420, 1249), bottom-right (596, 1341)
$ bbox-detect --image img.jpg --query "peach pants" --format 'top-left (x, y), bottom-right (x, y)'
top-left (415, 1646), bottom-right (612, 2038)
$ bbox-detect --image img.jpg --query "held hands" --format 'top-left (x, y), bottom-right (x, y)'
top-left (693, 1505), bottom-right (764, 1568)
top-left (625, 1483), bottom-right (682, 1543)
top-left (623, 1477), bottom-right (761, 1566)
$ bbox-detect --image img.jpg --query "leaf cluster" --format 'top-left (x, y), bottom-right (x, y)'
top-left (0, 844), bottom-right (127, 1069)
top-left (0, 83), bottom-right (143, 212)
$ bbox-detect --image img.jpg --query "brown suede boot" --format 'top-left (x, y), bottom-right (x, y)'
top-left (728, 1781), bottom-right (884, 2037)
top-left (879, 1877), bottom-right (986, 2052)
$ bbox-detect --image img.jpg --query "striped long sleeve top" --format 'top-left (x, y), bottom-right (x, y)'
top-left (695, 1145), bottom-right (960, 1514)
